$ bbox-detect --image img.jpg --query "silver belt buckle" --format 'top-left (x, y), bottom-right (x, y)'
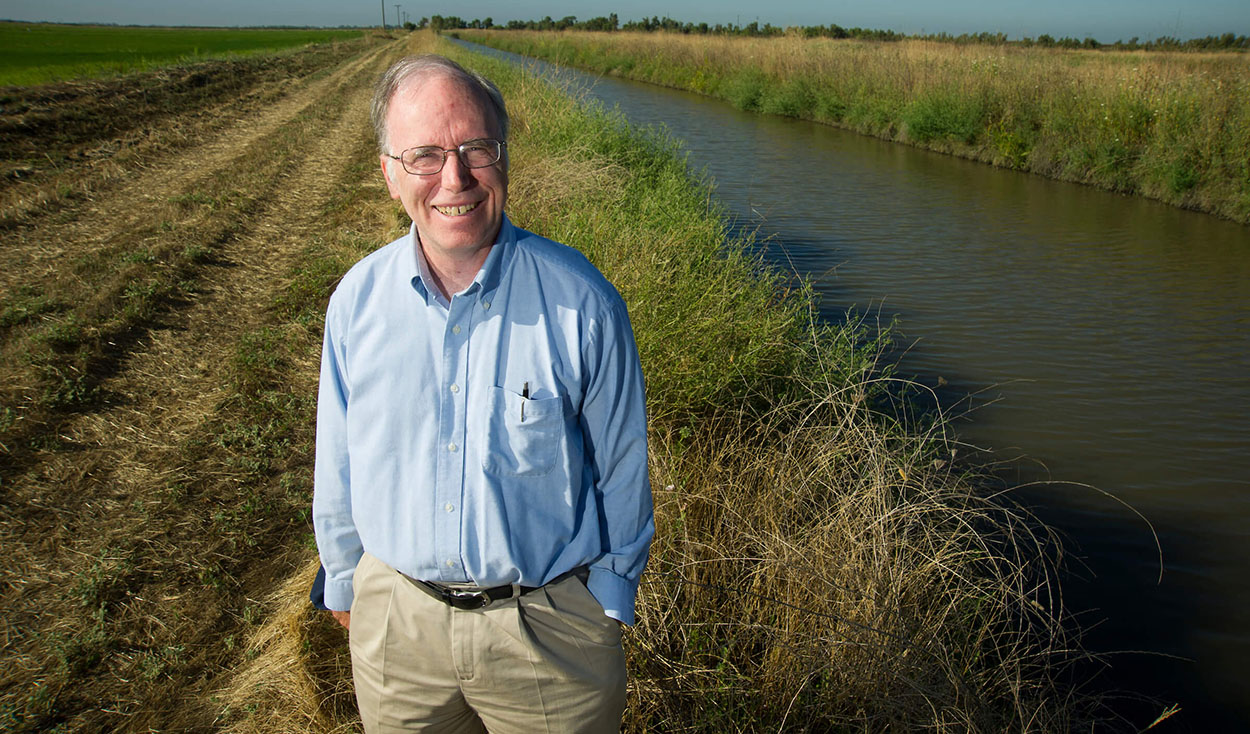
top-left (448, 589), bottom-right (489, 609)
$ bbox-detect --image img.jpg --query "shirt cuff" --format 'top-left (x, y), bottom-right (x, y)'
top-left (586, 566), bottom-right (639, 626)
top-left (323, 577), bottom-right (355, 612)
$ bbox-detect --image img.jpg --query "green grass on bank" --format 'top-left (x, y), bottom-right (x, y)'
top-left (458, 29), bottom-right (1250, 225)
top-left (0, 22), bottom-right (366, 85)
top-left (222, 33), bottom-right (1127, 732)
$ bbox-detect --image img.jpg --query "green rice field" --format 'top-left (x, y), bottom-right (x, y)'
top-left (0, 21), bottom-right (365, 86)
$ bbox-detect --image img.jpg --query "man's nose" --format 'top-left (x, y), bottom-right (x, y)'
top-left (440, 150), bottom-right (472, 190)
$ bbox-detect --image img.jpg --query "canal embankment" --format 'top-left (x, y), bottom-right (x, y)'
top-left (457, 29), bottom-right (1250, 226)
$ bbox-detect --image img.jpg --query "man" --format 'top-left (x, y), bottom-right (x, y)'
top-left (312, 54), bottom-right (653, 733)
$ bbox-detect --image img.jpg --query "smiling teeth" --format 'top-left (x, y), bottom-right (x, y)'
top-left (436, 202), bottom-right (478, 216)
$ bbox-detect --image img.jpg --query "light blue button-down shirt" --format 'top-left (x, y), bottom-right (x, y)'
top-left (313, 216), bottom-right (653, 625)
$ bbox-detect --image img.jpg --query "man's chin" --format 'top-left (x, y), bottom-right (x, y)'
top-left (418, 222), bottom-right (500, 256)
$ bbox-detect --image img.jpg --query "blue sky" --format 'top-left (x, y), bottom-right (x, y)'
top-left (3, 0), bottom-right (1247, 42)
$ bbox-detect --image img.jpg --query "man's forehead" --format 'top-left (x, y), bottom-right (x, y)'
top-left (394, 74), bottom-right (488, 113)
top-left (390, 75), bottom-right (498, 140)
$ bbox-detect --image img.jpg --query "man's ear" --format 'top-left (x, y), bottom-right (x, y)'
top-left (379, 155), bottom-right (401, 200)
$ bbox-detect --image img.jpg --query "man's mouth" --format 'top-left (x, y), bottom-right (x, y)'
top-left (435, 202), bottom-right (478, 216)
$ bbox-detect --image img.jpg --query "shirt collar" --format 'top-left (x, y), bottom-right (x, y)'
top-left (409, 224), bottom-right (444, 308)
top-left (408, 215), bottom-right (516, 309)
top-left (475, 215), bottom-right (515, 306)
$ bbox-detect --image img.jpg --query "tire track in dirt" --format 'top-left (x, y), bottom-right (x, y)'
top-left (0, 40), bottom-right (387, 299)
top-left (0, 38), bottom-right (402, 732)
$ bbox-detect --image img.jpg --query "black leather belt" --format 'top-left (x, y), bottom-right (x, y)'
top-left (400, 566), bottom-right (586, 610)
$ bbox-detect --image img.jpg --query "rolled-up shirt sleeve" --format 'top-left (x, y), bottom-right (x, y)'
top-left (312, 298), bottom-right (362, 612)
top-left (580, 300), bottom-right (654, 626)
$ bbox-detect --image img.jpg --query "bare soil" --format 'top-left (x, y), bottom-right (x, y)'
top-left (0, 34), bottom-right (403, 732)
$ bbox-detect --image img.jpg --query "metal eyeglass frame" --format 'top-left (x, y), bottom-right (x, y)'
top-left (386, 138), bottom-right (506, 176)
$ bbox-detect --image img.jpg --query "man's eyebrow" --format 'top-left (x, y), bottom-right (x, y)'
top-left (405, 138), bottom-right (497, 149)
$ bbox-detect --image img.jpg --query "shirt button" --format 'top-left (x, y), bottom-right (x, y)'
top-left (445, 559), bottom-right (456, 568)
top-left (444, 503), bottom-right (455, 512)
top-left (452, 325), bottom-right (461, 335)
top-left (447, 442), bottom-right (458, 452)
top-left (482, 301), bottom-right (491, 310)
top-left (449, 384), bottom-right (459, 393)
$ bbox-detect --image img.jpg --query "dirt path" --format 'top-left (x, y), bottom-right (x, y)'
top-left (0, 37), bottom-right (404, 732)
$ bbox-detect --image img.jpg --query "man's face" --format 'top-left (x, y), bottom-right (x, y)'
top-left (380, 74), bottom-right (507, 262)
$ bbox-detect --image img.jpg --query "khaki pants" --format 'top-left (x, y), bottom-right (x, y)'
top-left (349, 552), bottom-right (626, 733)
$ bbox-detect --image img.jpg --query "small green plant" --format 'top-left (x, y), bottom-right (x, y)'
top-left (39, 366), bottom-right (98, 409)
top-left (121, 279), bottom-right (165, 320)
top-left (718, 69), bottom-right (769, 111)
top-left (759, 77), bottom-right (816, 117)
top-left (36, 317), bottom-right (85, 350)
top-left (0, 289), bottom-right (63, 328)
top-left (1166, 157), bottom-right (1201, 194)
top-left (228, 327), bottom-right (290, 396)
top-left (182, 242), bottom-right (212, 263)
top-left (0, 680), bottom-right (58, 733)
top-left (904, 91), bottom-right (985, 143)
top-left (200, 563), bottom-right (228, 591)
top-left (44, 613), bottom-right (113, 676)
top-left (990, 117), bottom-right (1033, 167)
top-left (122, 248), bottom-right (157, 264)
top-left (274, 254), bottom-right (355, 324)
top-left (168, 191), bottom-right (219, 210)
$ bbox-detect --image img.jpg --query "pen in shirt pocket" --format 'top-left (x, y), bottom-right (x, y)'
top-left (521, 381), bottom-right (529, 422)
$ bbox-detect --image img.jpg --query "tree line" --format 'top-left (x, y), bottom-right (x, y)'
top-left (413, 13), bottom-right (1248, 51)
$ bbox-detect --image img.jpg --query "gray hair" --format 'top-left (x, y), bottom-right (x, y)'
top-left (371, 54), bottom-right (510, 154)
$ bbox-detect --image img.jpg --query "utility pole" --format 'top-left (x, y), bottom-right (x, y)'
top-left (380, 0), bottom-right (386, 29)
top-left (394, 4), bottom-right (401, 28)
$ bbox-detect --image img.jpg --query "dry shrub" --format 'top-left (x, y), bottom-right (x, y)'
top-left (624, 353), bottom-right (1087, 731)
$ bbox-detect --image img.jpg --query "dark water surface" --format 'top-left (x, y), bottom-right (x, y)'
top-left (459, 40), bottom-right (1250, 729)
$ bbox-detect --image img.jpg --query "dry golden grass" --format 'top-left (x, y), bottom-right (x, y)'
top-left (630, 372), bottom-right (1080, 730)
top-left (0, 34), bottom-right (402, 732)
top-left (220, 558), bottom-right (356, 733)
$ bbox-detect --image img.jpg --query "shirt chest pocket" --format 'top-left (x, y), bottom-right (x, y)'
top-left (482, 385), bottom-right (563, 477)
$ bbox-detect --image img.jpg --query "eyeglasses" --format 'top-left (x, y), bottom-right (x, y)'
top-left (386, 138), bottom-right (506, 176)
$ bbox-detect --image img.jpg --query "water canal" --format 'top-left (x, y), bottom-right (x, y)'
top-left (457, 40), bottom-right (1250, 730)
